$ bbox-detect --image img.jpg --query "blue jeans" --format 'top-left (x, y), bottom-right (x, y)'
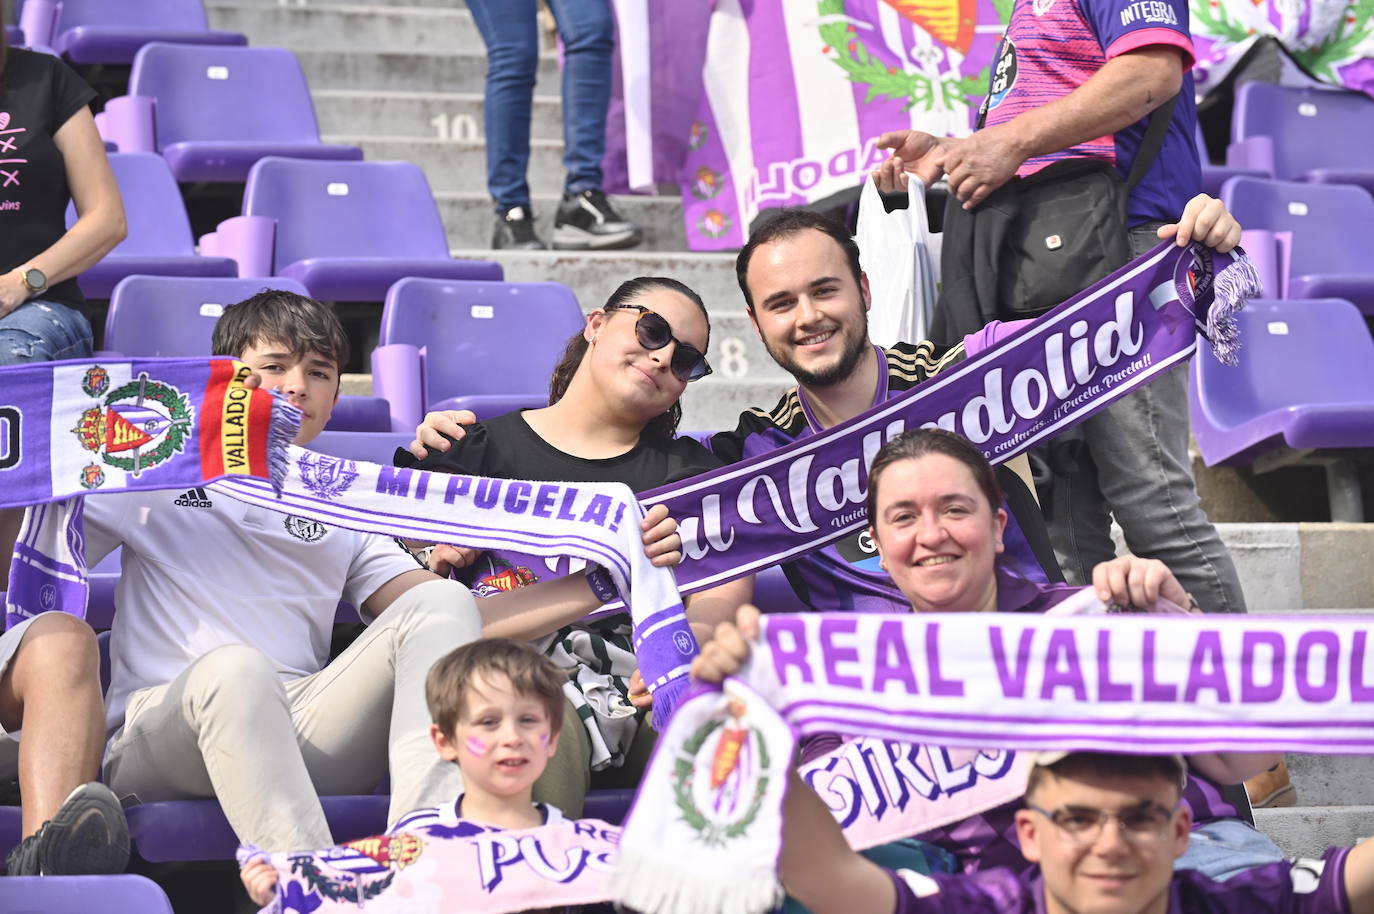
top-left (1040, 225), bottom-right (1247, 613)
top-left (465, 0), bottom-right (614, 212)
top-left (1175, 818), bottom-right (1286, 881)
top-left (0, 299), bottom-right (94, 365)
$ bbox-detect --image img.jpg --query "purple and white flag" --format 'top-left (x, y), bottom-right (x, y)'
top-left (679, 0), bottom-right (1002, 250)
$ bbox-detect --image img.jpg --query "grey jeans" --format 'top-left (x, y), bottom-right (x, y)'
top-left (1039, 224), bottom-right (1247, 613)
top-left (103, 579), bottom-right (482, 851)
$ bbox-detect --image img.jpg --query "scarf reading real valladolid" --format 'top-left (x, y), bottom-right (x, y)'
top-left (7, 242), bottom-right (1335, 914)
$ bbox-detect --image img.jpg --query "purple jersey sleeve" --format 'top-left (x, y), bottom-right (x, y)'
top-left (1079, 0), bottom-right (1194, 65)
top-left (888, 867), bottom-right (1035, 914)
top-left (1174, 846), bottom-right (1352, 914)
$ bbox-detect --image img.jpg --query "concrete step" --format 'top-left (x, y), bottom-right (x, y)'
top-left (679, 378), bottom-right (796, 434)
top-left (313, 89), bottom-right (564, 142)
top-left (328, 135), bottom-right (565, 195)
top-left (1212, 523), bottom-right (1374, 611)
top-left (481, 250), bottom-right (743, 318)
top-left (207, 3), bottom-right (483, 52)
top-left (1254, 805), bottom-right (1372, 859)
top-left (297, 48), bottom-right (557, 93)
top-left (437, 192), bottom-right (687, 251)
top-left (1286, 754), bottom-right (1374, 809)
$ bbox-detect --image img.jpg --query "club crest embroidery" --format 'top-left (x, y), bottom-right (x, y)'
top-left (297, 451), bottom-right (359, 500)
top-left (72, 372), bottom-right (193, 480)
top-left (289, 833), bottom-right (424, 905)
top-left (673, 698), bottom-right (770, 847)
top-left (474, 555), bottom-right (538, 597)
top-left (81, 366), bottom-right (110, 398)
top-left (79, 464), bottom-right (106, 491)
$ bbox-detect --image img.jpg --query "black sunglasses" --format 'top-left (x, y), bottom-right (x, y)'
top-left (604, 304), bottom-right (713, 382)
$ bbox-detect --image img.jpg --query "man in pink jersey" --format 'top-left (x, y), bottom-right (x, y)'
top-left (874, 0), bottom-right (1249, 667)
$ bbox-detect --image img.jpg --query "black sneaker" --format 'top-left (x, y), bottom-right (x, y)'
top-left (5, 782), bottom-right (130, 875)
top-left (492, 206), bottom-right (545, 250)
top-left (552, 189), bottom-right (643, 250)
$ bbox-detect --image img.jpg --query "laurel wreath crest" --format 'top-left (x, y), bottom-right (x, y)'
top-left (99, 379), bottom-right (192, 472)
top-left (672, 718), bottom-right (773, 847)
top-left (289, 854), bottom-right (396, 904)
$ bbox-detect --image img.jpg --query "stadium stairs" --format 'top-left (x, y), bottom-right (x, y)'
top-left (205, 0), bottom-right (1374, 862)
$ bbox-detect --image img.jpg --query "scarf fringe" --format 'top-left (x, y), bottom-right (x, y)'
top-left (266, 395), bottom-right (302, 493)
top-left (614, 849), bottom-right (783, 914)
top-left (650, 676), bottom-right (688, 724)
top-left (1207, 248), bottom-right (1262, 367)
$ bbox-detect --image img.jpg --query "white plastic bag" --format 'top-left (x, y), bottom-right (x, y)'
top-left (855, 175), bottom-right (941, 347)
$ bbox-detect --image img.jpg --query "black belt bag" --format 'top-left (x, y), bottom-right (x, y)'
top-left (994, 95), bottom-right (1179, 319)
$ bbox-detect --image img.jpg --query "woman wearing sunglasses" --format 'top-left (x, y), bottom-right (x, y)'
top-left (396, 276), bottom-right (749, 819)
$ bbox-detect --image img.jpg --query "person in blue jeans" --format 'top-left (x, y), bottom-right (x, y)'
top-left (466, 0), bottom-right (642, 251)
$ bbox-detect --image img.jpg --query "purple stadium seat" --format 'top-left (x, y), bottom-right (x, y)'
top-left (1227, 82), bottom-right (1374, 196)
top-left (18, 0), bottom-right (245, 65)
top-left (0, 875), bottom-right (174, 912)
top-left (127, 797), bottom-right (391, 863)
top-left (372, 278), bottom-right (583, 431)
top-left (68, 154), bottom-right (237, 299)
top-left (1190, 298), bottom-right (1374, 522)
top-left (103, 275), bottom-right (310, 357)
top-left (4, 25), bottom-right (22, 45)
top-left (205, 158), bottom-right (502, 302)
top-left (309, 430), bottom-right (411, 464)
top-left (1220, 177), bottom-right (1374, 314)
top-left (1197, 123), bottom-right (1265, 198)
top-left (98, 44), bottom-right (362, 182)
top-left (0, 803), bottom-right (16, 872)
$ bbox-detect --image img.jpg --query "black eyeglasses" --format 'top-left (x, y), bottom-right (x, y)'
top-left (1026, 803), bottom-right (1177, 845)
top-left (604, 304), bottom-right (713, 382)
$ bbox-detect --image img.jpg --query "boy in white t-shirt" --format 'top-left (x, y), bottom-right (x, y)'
top-left (241, 638), bottom-right (567, 904)
top-left (82, 290), bottom-right (488, 854)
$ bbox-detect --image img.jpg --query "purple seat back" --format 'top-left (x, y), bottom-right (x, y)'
top-left (244, 158), bottom-right (454, 266)
top-left (309, 430), bottom-right (411, 465)
top-left (379, 278), bottom-right (584, 407)
top-left (4, 25), bottom-right (22, 44)
top-left (53, 0), bottom-right (211, 31)
top-left (1220, 177), bottom-right (1374, 281)
top-left (104, 275), bottom-right (312, 356)
top-left (67, 152), bottom-right (198, 256)
top-left (130, 44), bottom-right (327, 148)
top-left (1192, 298), bottom-right (1374, 462)
top-left (1233, 83), bottom-right (1374, 181)
top-left (0, 875), bottom-right (174, 912)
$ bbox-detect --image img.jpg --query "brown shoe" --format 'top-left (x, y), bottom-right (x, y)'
top-left (1245, 758), bottom-right (1297, 808)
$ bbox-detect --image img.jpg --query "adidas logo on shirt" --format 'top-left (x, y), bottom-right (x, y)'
top-left (173, 488), bottom-right (214, 509)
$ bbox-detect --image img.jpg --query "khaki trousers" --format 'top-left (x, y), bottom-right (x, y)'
top-left (103, 579), bottom-right (480, 851)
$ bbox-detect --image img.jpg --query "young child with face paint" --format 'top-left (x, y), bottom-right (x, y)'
top-left (239, 639), bottom-right (567, 905)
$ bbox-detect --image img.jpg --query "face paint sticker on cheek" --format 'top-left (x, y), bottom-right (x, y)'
top-left (465, 737), bottom-right (492, 756)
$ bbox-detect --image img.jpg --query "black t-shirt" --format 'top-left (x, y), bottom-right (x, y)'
top-left (395, 410), bottom-right (723, 493)
top-left (0, 48), bottom-right (97, 316)
top-left (393, 408), bottom-right (723, 597)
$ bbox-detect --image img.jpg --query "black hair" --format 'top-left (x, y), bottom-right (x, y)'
top-left (865, 428), bottom-right (1005, 526)
top-left (547, 277), bottom-right (709, 439)
top-left (734, 208), bottom-right (864, 311)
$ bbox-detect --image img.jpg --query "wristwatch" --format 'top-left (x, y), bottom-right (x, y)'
top-left (18, 266), bottom-right (47, 295)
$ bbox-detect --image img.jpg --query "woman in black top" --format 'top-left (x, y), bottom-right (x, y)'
top-left (399, 276), bottom-right (750, 816)
top-left (0, 30), bottom-right (125, 365)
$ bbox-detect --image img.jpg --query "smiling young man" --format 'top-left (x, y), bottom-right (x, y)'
top-left (778, 751), bottom-right (1373, 914)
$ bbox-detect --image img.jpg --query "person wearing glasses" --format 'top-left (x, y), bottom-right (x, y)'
top-left (690, 429), bottom-right (1287, 884)
top-left (761, 749), bottom-right (1372, 914)
top-left (395, 276), bottom-right (750, 818)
